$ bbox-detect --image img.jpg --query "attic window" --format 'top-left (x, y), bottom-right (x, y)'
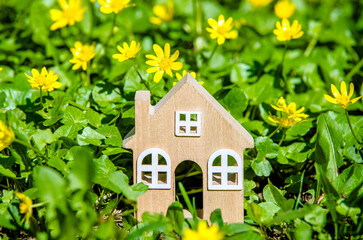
top-left (175, 111), bottom-right (201, 137)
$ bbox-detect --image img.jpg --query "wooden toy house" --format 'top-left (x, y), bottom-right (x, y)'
top-left (123, 73), bottom-right (254, 223)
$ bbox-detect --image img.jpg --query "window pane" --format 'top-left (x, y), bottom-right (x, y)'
top-left (190, 113), bottom-right (197, 121)
top-left (158, 155), bottom-right (167, 165)
top-left (179, 126), bottom-right (186, 133)
top-left (212, 173), bottom-right (221, 185)
top-left (227, 173), bottom-right (238, 185)
top-left (142, 154), bottom-right (152, 165)
top-left (158, 172), bottom-right (167, 184)
top-left (190, 126), bottom-right (197, 133)
top-left (212, 155), bottom-right (221, 166)
top-left (179, 114), bottom-right (186, 121)
top-left (141, 172), bottom-right (152, 184)
top-left (227, 155), bottom-right (237, 166)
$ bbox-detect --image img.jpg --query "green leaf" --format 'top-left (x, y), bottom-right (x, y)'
top-left (96, 125), bottom-right (122, 147)
top-left (221, 223), bottom-right (260, 236)
top-left (61, 106), bottom-right (88, 127)
top-left (68, 147), bottom-right (95, 191)
top-left (221, 87), bottom-right (248, 121)
top-left (33, 166), bottom-right (68, 218)
top-left (255, 136), bottom-right (279, 158)
top-left (85, 109), bottom-right (103, 128)
top-left (31, 129), bottom-right (56, 150)
top-left (48, 157), bottom-right (69, 175)
top-left (230, 63), bottom-right (253, 84)
top-left (77, 127), bottom-right (105, 146)
top-left (54, 124), bottom-right (82, 140)
top-left (315, 164), bottom-right (339, 231)
top-left (0, 165), bottom-right (17, 178)
top-left (315, 112), bottom-right (344, 180)
top-left (252, 155), bottom-right (272, 177)
top-left (332, 164), bottom-right (363, 197)
top-left (166, 201), bottom-right (184, 235)
top-left (209, 209), bottom-right (223, 227)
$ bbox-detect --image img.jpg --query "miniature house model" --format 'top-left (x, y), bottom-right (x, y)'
top-left (123, 73), bottom-right (254, 223)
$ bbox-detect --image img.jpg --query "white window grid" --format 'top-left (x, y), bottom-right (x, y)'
top-left (175, 111), bottom-right (201, 137)
top-left (137, 148), bottom-right (171, 189)
top-left (208, 149), bottom-right (243, 190)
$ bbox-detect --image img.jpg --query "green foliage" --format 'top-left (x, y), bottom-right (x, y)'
top-left (1, 0), bottom-right (363, 239)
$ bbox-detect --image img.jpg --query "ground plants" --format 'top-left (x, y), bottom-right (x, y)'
top-left (0, 0), bottom-right (362, 239)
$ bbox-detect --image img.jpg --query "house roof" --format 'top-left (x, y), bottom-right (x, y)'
top-left (123, 73), bottom-right (254, 148)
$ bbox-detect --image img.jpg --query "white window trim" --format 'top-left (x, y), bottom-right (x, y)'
top-left (208, 149), bottom-right (243, 190)
top-left (175, 111), bottom-right (201, 137)
top-left (137, 148), bottom-right (171, 189)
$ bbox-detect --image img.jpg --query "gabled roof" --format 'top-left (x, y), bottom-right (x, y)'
top-left (123, 73), bottom-right (254, 148)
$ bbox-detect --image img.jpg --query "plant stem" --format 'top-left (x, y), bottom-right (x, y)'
top-left (32, 202), bottom-right (47, 208)
top-left (268, 126), bottom-right (281, 138)
top-left (346, 57), bottom-right (363, 80)
top-left (85, 63), bottom-right (91, 86)
top-left (194, 0), bottom-right (202, 35)
top-left (278, 128), bottom-right (287, 146)
top-left (295, 170), bottom-right (305, 210)
top-left (12, 138), bottom-right (48, 160)
top-left (304, 0), bottom-right (337, 57)
top-left (104, 14), bottom-right (117, 49)
top-left (207, 44), bottom-right (218, 64)
top-left (10, 0), bottom-right (32, 39)
top-left (39, 87), bottom-right (43, 106)
top-left (280, 42), bottom-right (288, 90)
top-left (345, 110), bottom-right (362, 144)
top-left (131, 60), bottom-right (149, 89)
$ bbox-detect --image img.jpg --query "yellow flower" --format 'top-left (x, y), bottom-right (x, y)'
top-left (183, 221), bottom-right (224, 240)
top-left (247, 0), bottom-right (272, 7)
top-left (0, 67), bottom-right (3, 71)
top-left (174, 70), bottom-right (203, 86)
top-left (112, 41), bottom-right (141, 62)
top-left (16, 192), bottom-right (33, 223)
top-left (0, 121), bottom-right (15, 152)
top-left (273, 18), bottom-right (303, 41)
top-left (268, 97), bottom-right (308, 128)
top-left (69, 41), bottom-right (96, 71)
top-left (324, 81), bottom-right (362, 109)
top-left (149, 0), bottom-right (174, 25)
top-left (206, 14), bottom-right (238, 45)
top-left (25, 67), bottom-right (62, 92)
top-left (145, 43), bottom-right (183, 83)
top-left (50, 0), bottom-right (87, 31)
top-left (98, 0), bottom-right (134, 14)
top-left (274, 0), bottom-right (295, 19)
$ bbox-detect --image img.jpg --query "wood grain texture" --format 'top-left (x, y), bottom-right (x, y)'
top-left (123, 73), bottom-right (254, 223)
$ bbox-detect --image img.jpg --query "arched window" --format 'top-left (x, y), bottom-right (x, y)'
top-left (137, 148), bottom-right (171, 189)
top-left (208, 149), bottom-right (242, 190)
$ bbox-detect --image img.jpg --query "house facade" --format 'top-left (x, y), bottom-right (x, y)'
top-left (123, 73), bottom-right (254, 223)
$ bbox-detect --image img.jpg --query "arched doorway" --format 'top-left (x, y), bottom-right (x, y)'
top-left (174, 160), bottom-right (203, 218)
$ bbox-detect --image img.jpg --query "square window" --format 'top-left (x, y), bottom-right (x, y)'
top-left (212, 173), bottom-right (222, 185)
top-left (141, 172), bottom-right (152, 184)
top-left (175, 111), bottom-right (201, 137)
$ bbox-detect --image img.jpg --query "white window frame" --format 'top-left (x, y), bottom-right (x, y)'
top-left (137, 148), bottom-right (171, 189)
top-left (208, 149), bottom-right (242, 190)
top-left (175, 111), bottom-right (201, 137)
